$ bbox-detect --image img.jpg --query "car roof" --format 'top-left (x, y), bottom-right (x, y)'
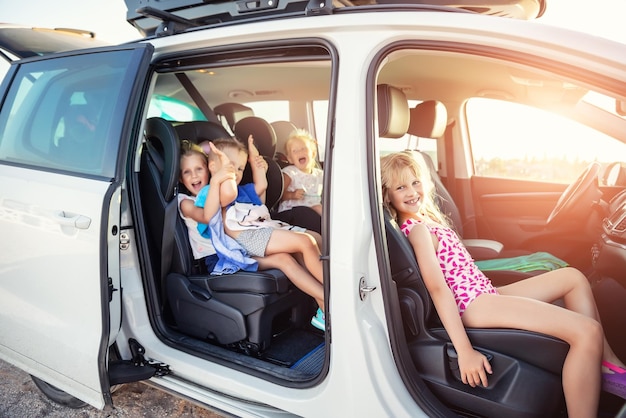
top-left (0, 25), bottom-right (109, 60)
top-left (125, 0), bottom-right (546, 38)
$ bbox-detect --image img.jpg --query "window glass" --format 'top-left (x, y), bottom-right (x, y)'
top-left (0, 56), bottom-right (9, 84)
top-left (148, 95), bottom-right (205, 121)
top-left (466, 97), bottom-right (626, 183)
top-left (0, 50), bottom-right (141, 178)
top-left (245, 100), bottom-right (290, 123)
top-left (313, 100), bottom-right (327, 161)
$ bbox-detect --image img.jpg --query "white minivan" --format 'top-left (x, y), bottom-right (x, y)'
top-left (2, 0), bottom-right (626, 416)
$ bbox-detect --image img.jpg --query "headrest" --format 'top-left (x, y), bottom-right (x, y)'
top-left (377, 84), bottom-right (409, 138)
top-left (271, 120), bottom-right (297, 155)
top-left (214, 102), bottom-right (254, 132)
top-left (408, 100), bottom-right (448, 138)
top-left (234, 116), bottom-right (277, 157)
top-left (145, 117), bottom-right (180, 201)
top-left (174, 121), bottom-right (231, 144)
top-left (64, 104), bottom-right (98, 140)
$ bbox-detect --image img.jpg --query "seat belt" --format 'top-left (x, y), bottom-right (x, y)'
top-left (160, 196), bottom-right (177, 286)
top-left (175, 72), bottom-right (221, 124)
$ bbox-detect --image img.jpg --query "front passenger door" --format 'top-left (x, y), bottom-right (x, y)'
top-left (0, 44), bottom-right (152, 409)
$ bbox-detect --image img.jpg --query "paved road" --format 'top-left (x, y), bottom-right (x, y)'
top-left (0, 359), bottom-right (224, 417)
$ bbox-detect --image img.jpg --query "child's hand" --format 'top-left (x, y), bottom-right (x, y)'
top-left (291, 189), bottom-right (305, 200)
top-left (209, 142), bottom-right (236, 183)
top-left (247, 135), bottom-right (259, 159)
top-left (247, 136), bottom-right (268, 172)
top-left (458, 349), bottom-right (492, 388)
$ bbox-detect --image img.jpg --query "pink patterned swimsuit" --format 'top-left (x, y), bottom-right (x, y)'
top-left (401, 218), bottom-right (498, 316)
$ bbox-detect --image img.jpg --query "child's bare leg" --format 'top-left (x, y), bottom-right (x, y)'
top-left (255, 253), bottom-right (323, 308)
top-left (497, 267), bottom-right (626, 368)
top-left (462, 294), bottom-right (603, 418)
top-left (265, 229), bottom-right (323, 282)
top-left (306, 230), bottom-right (322, 249)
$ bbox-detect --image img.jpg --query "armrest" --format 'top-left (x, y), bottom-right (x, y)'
top-left (462, 238), bottom-right (504, 261)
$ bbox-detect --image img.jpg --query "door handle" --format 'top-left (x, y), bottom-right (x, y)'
top-left (53, 211), bottom-right (92, 230)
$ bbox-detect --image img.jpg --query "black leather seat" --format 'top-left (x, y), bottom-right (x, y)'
top-left (378, 85), bottom-right (568, 417)
top-left (174, 120), bottom-right (232, 144)
top-left (139, 117), bottom-right (308, 354)
top-left (233, 115), bottom-right (283, 212)
top-left (214, 102), bottom-right (255, 134)
top-left (271, 120), bottom-right (297, 168)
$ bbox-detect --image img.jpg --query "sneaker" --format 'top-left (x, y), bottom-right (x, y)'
top-left (602, 361), bottom-right (626, 399)
top-left (310, 308), bottom-right (325, 331)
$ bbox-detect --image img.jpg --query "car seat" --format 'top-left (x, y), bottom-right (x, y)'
top-left (139, 117), bottom-right (309, 354)
top-left (271, 120), bottom-right (298, 168)
top-left (174, 120), bottom-right (233, 144)
top-left (377, 85), bottom-right (568, 417)
top-left (55, 103), bottom-right (100, 168)
top-left (233, 115), bottom-right (284, 211)
top-left (214, 102), bottom-right (255, 134)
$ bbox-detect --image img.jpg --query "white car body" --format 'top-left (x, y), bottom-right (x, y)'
top-left (1, 2), bottom-right (625, 417)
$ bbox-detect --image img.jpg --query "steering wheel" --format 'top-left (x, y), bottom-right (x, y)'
top-left (546, 162), bottom-right (601, 226)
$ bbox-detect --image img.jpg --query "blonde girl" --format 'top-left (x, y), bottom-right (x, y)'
top-left (278, 129), bottom-right (323, 216)
top-left (380, 151), bottom-right (626, 418)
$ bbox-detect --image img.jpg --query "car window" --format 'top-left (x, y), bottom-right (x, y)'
top-left (148, 94), bottom-right (206, 121)
top-left (0, 50), bottom-right (142, 178)
top-left (466, 97), bottom-right (626, 183)
top-left (0, 56), bottom-right (9, 83)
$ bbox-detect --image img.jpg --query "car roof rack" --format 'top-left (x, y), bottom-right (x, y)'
top-left (127, 0), bottom-right (333, 38)
top-left (125, 0), bottom-right (545, 38)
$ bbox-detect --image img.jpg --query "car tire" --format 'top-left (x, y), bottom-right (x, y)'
top-left (30, 375), bottom-right (88, 408)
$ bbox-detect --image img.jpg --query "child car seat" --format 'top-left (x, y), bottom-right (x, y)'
top-left (139, 117), bottom-right (309, 354)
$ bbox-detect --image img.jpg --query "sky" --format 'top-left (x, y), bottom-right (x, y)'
top-left (0, 0), bottom-right (625, 45)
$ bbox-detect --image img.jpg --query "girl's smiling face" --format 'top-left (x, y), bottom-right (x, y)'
top-left (286, 137), bottom-right (315, 173)
top-left (180, 153), bottom-right (209, 195)
top-left (387, 167), bottom-right (424, 219)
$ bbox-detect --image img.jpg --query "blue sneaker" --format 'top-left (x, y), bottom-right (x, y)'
top-left (311, 308), bottom-right (325, 331)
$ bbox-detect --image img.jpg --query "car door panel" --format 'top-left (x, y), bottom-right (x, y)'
top-left (0, 44), bottom-right (153, 408)
top-left (470, 175), bottom-right (565, 251)
top-left (0, 167), bottom-right (113, 406)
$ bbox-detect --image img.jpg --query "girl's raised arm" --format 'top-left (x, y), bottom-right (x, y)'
top-left (247, 135), bottom-right (268, 203)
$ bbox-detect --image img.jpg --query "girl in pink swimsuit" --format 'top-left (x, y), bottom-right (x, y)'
top-left (380, 151), bottom-right (626, 418)
top-left (400, 218), bottom-right (497, 315)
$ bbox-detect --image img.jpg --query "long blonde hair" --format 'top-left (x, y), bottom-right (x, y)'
top-left (380, 151), bottom-right (450, 227)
